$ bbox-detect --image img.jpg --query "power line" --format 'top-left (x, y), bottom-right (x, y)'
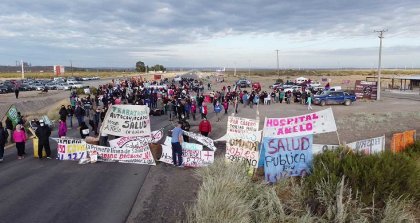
top-left (374, 29), bottom-right (387, 100)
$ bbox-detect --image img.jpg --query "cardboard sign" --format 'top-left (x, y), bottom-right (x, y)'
top-left (263, 135), bottom-right (313, 182)
top-left (159, 144), bottom-right (214, 167)
top-left (101, 105), bottom-right (151, 137)
top-left (347, 135), bottom-right (385, 155)
top-left (391, 130), bottom-right (416, 153)
top-left (354, 80), bottom-right (378, 100)
top-left (56, 138), bottom-right (88, 161)
top-left (263, 108), bottom-right (337, 138)
top-left (225, 138), bottom-right (259, 168)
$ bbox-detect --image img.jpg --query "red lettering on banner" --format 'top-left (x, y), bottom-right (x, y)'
top-left (266, 119), bottom-right (273, 127)
top-left (312, 113), bottom-right (319, 119)
top-left (280, 119), bottom-right (286, 126)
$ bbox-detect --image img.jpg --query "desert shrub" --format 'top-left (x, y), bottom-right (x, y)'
top-left (306, 148), bottom-right (420, 207)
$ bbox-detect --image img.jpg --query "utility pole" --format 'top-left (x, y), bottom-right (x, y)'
top-left (248, 60), bottom-right (251, 76)
top-left (70, 60), bottom-right (73, 75)
top-left (234, 62), bottom-right (237, 77)
top-left (374, 29), bottom-right (387, 100)
top-left (275, 49), bottom-right (280, 77)
top-left (21, 59), bottom-right (24, 79)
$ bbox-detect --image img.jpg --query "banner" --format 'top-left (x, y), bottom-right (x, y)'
top-left (182, 131), bottom-right (217, 151)
top-left (159, 144), bottom-right (214, 167)
top-left (263, 135), bottom-right (313, 182)
top-left (391, 130), bottom-right (416, 153)
top-left (312, 144), bottom-right (340, 154)
top-left (101, 105), bottom-right (151, 137)
top-left (347, 135), bottom-right (385, 155)
top-left (182, 142), bottom-right (203, 151)
top-left (354, 80), bottom-right (377, 100)
top-left (263, 108), bottom-right (337, 138)
top-left (56, 138), bottom-right (88, 161)
top-left (108, 129), bottom-right (164, 148)
top-left (86, 143), bottom-right (156, 165)
top-left (6, 105), bottom-right (19, 127)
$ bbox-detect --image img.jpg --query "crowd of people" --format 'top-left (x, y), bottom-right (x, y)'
top-left (0, 75), bottom-right (316, 163)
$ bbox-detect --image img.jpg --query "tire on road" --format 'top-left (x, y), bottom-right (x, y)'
top-left (344, 100), bottom-right (351, 106)
top-left (320, 100), bottom-right (326, 106)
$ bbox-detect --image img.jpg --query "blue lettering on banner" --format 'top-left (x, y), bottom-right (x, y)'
top-left (263, 135), bottom-right (313, 182)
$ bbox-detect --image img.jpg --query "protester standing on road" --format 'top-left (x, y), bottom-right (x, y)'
top-left (214, 101), bottom-right (222, 121)
top-left (14, 85), bottom-right (19, 99)
top-left (35, 120), bottom-right (52, 159)
top-left (191, 101), bottom-right (197, 121)
top-left (13, 124), bottom-right (26, 160)
top-left (5, 117), bottom-right (13, 143)
top-left (171, 121), bottom-right (184, 167)
top-left (58, 119), bottom-right (67, 138)
top-left (59, 105), bottom-right (68, 122)
top-left (74, 104), bottom-right (85, 126)
top-left (199, 117), bottom-right (212, 136)
top-left (201, 103), bottom-right (208, 119)
top-left (67, 105), bottom-right (74, 128)
top-left (223, 100), bottom-right (229, 114)
top-left (0, 122), bottom-right (8, 162)
top-left (307, 93), bottom-right (313, 111)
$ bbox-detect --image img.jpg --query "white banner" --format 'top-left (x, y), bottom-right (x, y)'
top-left (86, 143), bottom-right (156, 165)
top-left (263, 108), bottom-right (337, 138)
top-left (347, 135), bottom-right (385, 155)
top-left (108, 129), bottom-right (164, 148)
top-left (101, 105), bottom-right (151, 137)
top-left (182, 142), bottom-right (203, 151)
top-left (182, 131), bottom-right (217, 151)
top-left (159, 144), bottom-right (214, 167)
top-left (56, 138), bottom-right (87, 161)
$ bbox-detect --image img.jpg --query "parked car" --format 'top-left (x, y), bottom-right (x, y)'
top-left (270, 82), bottom-right (282, 89)
top-left (56, 83), bottom-right (71, 90)
top-left (236, 79), bottom-right (251, 88)
top-left (19, 84), bottom-right (33, 91)
top-left (68, 81), bottom-right (85, 89)
top-left (45, 82), bottom-right (57, 90)
top-left (313, 91), bottom-right (356, 106)
top-left (309, 81), bottom-right (321, 88)
top-left (31, 83), bottom-right (45, 91)
top-left (0, 85), bottom-right (9, 94)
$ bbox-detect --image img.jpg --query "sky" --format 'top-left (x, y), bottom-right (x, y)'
top-left (1, 0), bottom-right (420, 69)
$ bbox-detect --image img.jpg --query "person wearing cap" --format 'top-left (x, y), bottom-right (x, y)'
top-left (35, 120), bottom-right (52, 159)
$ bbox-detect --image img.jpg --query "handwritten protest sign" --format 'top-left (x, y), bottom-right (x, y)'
top-left (263, 135), bottom-right (313, 182)
top-left (108, 129), bottom-right (164, 148)
top-left (263, 108), bottom-right (337, 138)
top-left (101, 105), bottom-right (151, 137)
top-left (183, 131), bottom-right (217, 151)
top-left (225, 138), bottom-right (259, 168)
top-left (159, 143), bottom-right (214, 167)
top-left (347, 135), bottom-right (385, 155)
top-left (87, 142), bottom-right (156, 165)
top-left (312, 144), bottom-right (340, 154)
top-left (56, 138), bottom-right (87, 161)
top-left (228, 116), bottom-right (259, 133)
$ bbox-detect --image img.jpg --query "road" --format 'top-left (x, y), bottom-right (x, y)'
top-left (0, 76), bottom-right (179, 223)
top-left (0, 113), bottom-right (172, 223)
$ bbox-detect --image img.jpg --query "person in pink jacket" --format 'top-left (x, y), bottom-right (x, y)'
top-left (58, 119), bottom-right (67, 138)
top-left (13, 124), bottom-right (27, 159)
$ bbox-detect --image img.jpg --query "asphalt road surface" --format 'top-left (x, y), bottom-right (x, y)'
top-left (0, 113), bottom-right (172, 223)
top-left (0, 99), bottom-right (175, 222)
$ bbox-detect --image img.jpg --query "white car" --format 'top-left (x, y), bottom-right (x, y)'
top-left (309, 81), bottom-right (321, 87)
top-left (68, 81), bottom-right (84, 89)
top-left (56, 83), bottom-right (71, 90)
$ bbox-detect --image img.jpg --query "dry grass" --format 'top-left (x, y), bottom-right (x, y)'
top-left (187, 157), bottom-right (418, 223)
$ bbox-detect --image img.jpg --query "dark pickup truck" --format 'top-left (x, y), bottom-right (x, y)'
top-left (313, 91), bottom-right (356, 106)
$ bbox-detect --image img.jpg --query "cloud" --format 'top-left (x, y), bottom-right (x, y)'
top-left (0, 0), bottom-right (419, 67)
